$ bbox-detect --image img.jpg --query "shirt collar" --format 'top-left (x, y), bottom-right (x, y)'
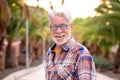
top-left (50, 37), bottom-right (76, 52)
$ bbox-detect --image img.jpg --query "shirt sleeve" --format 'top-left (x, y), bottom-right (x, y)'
top-left (76, 47), bottom-right (97, 80)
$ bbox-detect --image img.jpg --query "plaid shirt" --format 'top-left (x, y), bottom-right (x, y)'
top-left (45, 38), bottom-right (96, 80)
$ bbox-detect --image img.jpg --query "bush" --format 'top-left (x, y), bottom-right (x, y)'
top-left (93, 55), bottom-right (113, 72)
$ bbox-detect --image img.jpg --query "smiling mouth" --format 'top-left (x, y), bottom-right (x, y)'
top-left (54, 33), bottom-right (65, 38)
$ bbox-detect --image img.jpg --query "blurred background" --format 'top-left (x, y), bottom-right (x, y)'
top-left (0, 0), bottom-right (120, 80)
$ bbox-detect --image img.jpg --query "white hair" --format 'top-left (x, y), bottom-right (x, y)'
top-left (48, 9), bottom-right (72, 24)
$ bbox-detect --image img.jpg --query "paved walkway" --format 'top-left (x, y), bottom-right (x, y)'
top-left (19, 65), bottom-right (45, 80)
top-left (18, 64), bottom-right (118, 80)
top-left (3, 62), bottom-right (118, 80)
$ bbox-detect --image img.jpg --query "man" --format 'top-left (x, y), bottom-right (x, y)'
top-left (45, 9), bottom-right (96, 80)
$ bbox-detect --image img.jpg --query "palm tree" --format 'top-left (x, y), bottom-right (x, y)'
top-left (0, 0), bottom-right (11, 72)
top-left (3, 0), bottom-right (27, 68)
top-left (95, 0), bottom-right (120, 72)
top-left (72, 0), bottom-right (120, 72)
top-left (0, 0), bottom-right (64, 70)
top-left (17, 1), bottom-right (50, 65)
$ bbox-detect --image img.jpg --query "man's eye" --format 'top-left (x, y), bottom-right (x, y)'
top-left (60, 24), bottom-right (67, 27)
top-left (52, 25), bottom-right (57, 28)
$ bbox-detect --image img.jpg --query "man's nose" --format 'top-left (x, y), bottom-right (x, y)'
top-left (56, 26), bottom-right (62, 32)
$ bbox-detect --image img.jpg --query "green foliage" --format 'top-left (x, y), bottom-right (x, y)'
top-left (5, 0), bottom-right (50, 43)
top-left (72, 17), bottom-right (94, 42)
top-left (29, 7), bottom-right (49, 38)
top-left (94, 0), bottom-right (120, 48)
top-left (73, 0), bottom-right (120, 56)
top-left (7, 0), bottom-right (22, 18)
top-left (93, 55), bottom-right (113, 71)
top-left (28, 21), bottom-right (43, 41)
top-left (7, 18), bottom-right (25, 41)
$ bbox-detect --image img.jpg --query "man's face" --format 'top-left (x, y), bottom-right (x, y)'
top-left (50, 16), bottom-right (72, 45)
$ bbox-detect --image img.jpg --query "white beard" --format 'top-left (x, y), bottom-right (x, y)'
top-left (52, 32), bottom-right (71, 45)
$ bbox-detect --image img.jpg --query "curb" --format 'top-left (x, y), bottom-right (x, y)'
top-left (3, 63), bottom-right (44, 80)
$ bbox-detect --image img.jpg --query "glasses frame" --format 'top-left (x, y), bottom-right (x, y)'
top-left (50, 24), bottom-right (70, 31)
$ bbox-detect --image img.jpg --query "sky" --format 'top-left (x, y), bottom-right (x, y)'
top-left (25, 0), bottom-right (101, 19)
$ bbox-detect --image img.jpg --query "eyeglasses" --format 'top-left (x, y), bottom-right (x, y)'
top-left (50, 24), bottom-right (70, 31)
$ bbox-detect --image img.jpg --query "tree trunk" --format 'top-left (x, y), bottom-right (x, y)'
top-left (113, 43), bottom-right (120, 73)
top-left (0, 20), bottom-right (7, 72)
top-left (0, 36), bottom-right (7, 72)
top-left (104, 51), bottom-right (110, 60)
top-left (0, 0), bottom-right (11, 27)
top-left (5, 41), bottom-right (20, 68)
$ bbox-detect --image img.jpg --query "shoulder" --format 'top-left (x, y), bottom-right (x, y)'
top-left (71, 42), bottom-right (90, 56)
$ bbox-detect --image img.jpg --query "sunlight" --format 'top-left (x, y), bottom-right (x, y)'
top-left (25, 0), bottom-right (39, 7)
top-left (63, 0), bottom-right (101, 19)
top-left (25, 0), bottom-right (100, 19)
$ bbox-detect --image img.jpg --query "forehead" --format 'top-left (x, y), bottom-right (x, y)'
top-left (50, 15), bottom-right (68, 24)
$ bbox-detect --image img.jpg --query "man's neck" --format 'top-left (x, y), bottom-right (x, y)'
top-left (54, 44), bottom-right (62, 55)
top-left (56, 44), bottom-right (62, 49)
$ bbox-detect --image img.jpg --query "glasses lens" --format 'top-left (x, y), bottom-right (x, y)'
top-left (50, 24), bottom-right (69, 30)
top-left (50, 25), bottom-right (56, 30)
top-left (60, 24), bottom-right (68, 29)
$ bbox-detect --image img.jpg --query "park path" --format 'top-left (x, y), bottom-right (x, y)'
top-left (18, 63), bottom-right (118, 80)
